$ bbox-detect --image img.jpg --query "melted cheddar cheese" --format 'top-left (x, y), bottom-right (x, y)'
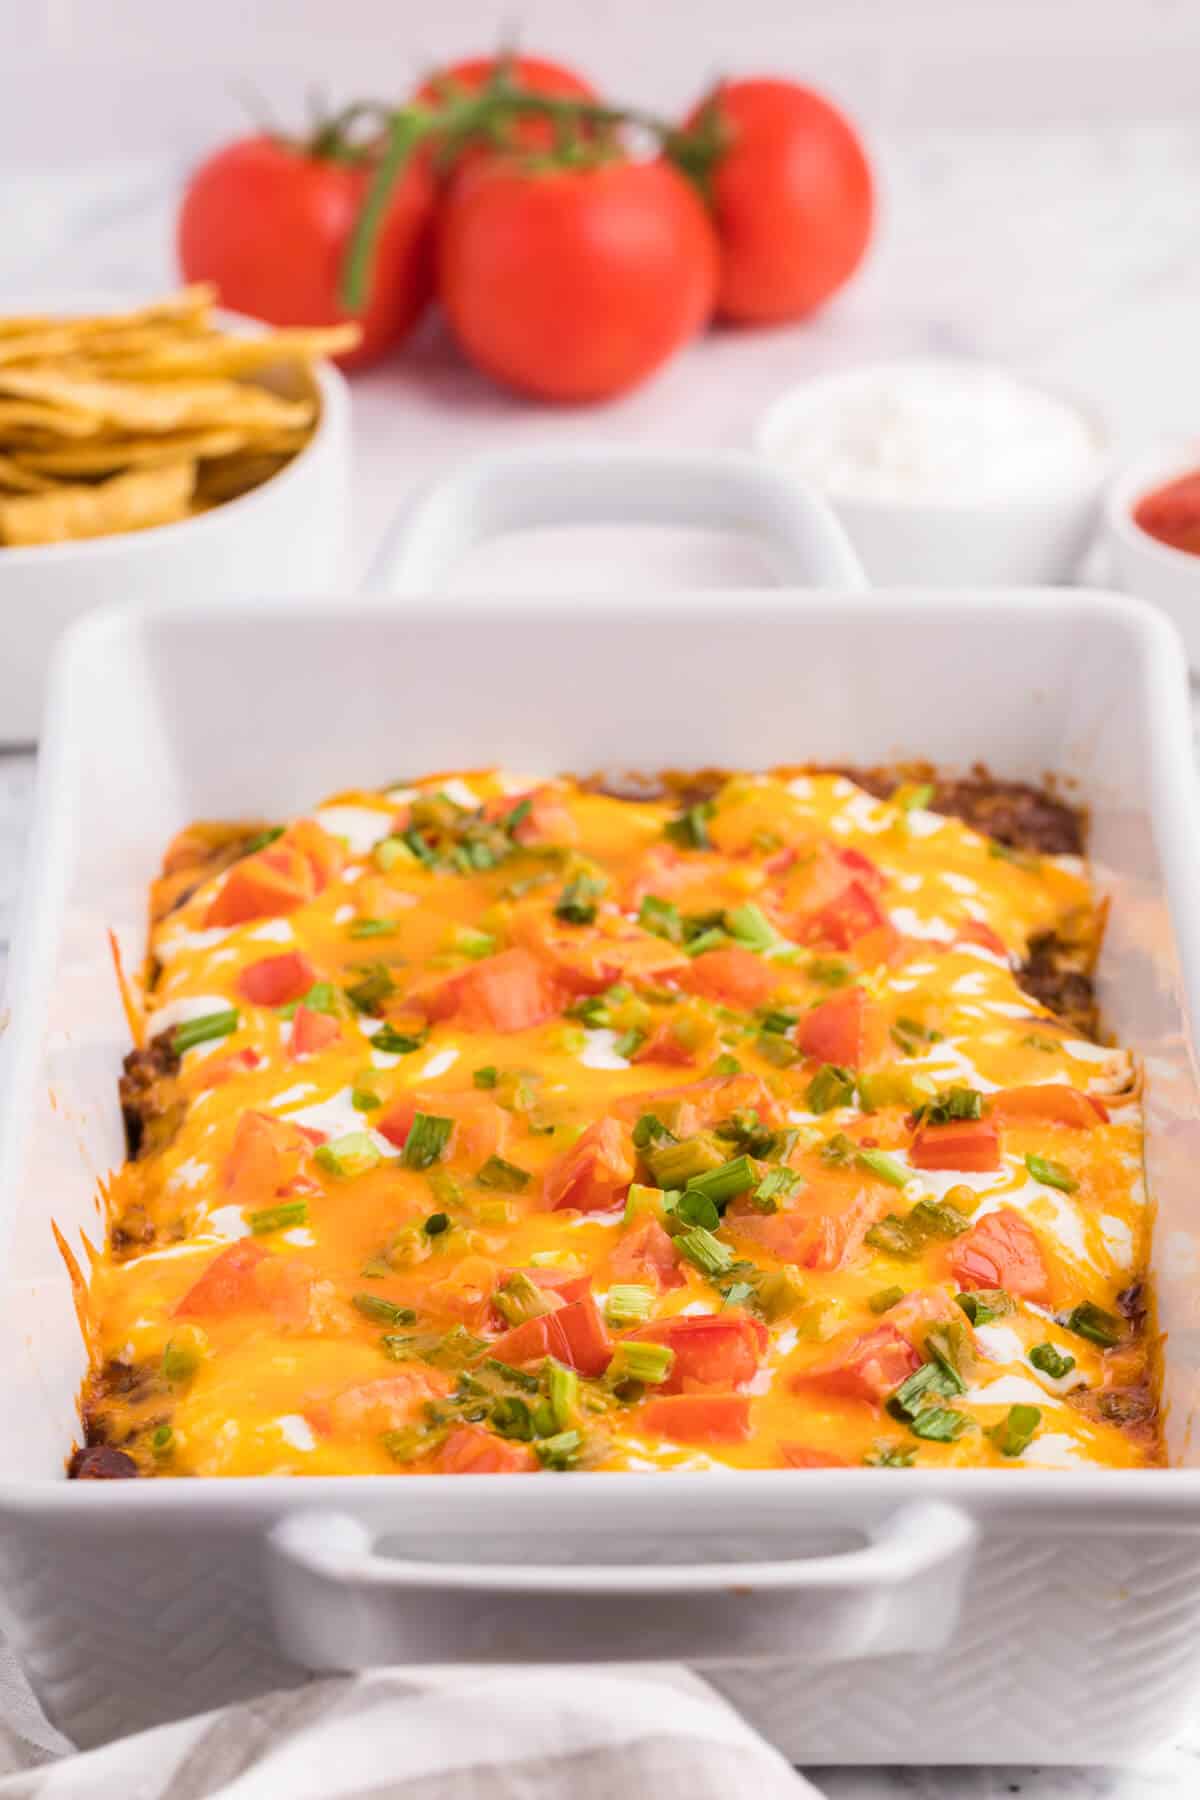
top-left (76, 769), bottom-right (1159, 1478)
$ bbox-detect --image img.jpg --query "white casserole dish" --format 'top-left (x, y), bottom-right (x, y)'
top-left (2, 449), bottom-right (1200, 1765)
top-left (0, 300), bottom-right (351, 747)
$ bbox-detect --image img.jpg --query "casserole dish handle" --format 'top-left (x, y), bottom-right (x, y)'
top-left (266, 1498), bottom-right (975, 1669)
top-left (364, 445), bottom-right (867, 594)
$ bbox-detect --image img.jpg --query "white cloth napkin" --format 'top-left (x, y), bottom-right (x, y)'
top-left (0, 1666), bottom-right (824, 1800)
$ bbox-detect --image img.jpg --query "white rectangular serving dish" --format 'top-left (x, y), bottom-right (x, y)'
top-left (3, 451), bottom-right (1200, 1764)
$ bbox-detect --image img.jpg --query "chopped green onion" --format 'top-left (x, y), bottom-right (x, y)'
top-left (315, 1131), bottom-right (381, 1178)
top-left (864, 1443), bottom-right (916, 1468)
top-left (632, 1112), bottom-right (674, 1151)
top-left (751, 1267), bottom-right (806, 1320)
top-left (348, 917), bottom-right (398, 939)
top-left (278, 980), bottom-right (339, 1020)
top-left (162, 1338), bottom-right (202, 1385)
top-left (248, 1199), bottom-right (309, 1235)
top-left (821, 1132), bottom-right (857, 1166)
top-left (151, 1424), bottom-right (174, 1459)
top-left (1063, 1301), bottom-right (1122, 1348)
top-left (912, 1086), bottom-right (983, 1126)
top-left (683, 927), bottom-right (729, 958)
top-left (758, 1006), bottom-right (800, 1036)
top-left (753, 1166), bottom-right (801, 1210)
top-left (623, 1182), bottom-right (668, 1224)
top-left (475, 1155), bottom-right (531, 1193)
top-left (809, 957), bottom-right (852, 987)
top-left (1026, 1152), bottom-right (1078, 1193)
top-left (555, 873), bottom-right (607, 925)
top-left (638, 894), bottom-right (683, 943)
top-left (867, 1197), bottom-right (972, 1259)
top-left (955, 1288), bottom-right (1013, 1325)
top-left (645, 1134), bottom-right (723, 1189)
top-left (683, 1154), bottom-right (756, 1209)
top-left (608, 1340), bottom-right (674, 1385)
top-left (605, 1284), bottom-right (655, 1328)
top-left (900, 783), bottom-right (935, 813)
top-left (492, 1271), bottom-right (554, 1326)
top-left (535, 1428), bottom-right (584, 1470)
top-left (502, 795), bottom-right (532, 836)
top-left (453, 927), bottom-right (496, 960)
top-left (988, 1403), bottom-right (1041, 1457)
top-left (353, 1293), bottom-right (417, 1326)
top-left (374, 835), bottom-right (415, 872)
top-left (664, 802), bottom-right (712, 849)
top-left (676, 1226), bottom-right (735, 1278)
top-left (370, 1023), bottom-right (425, 1055)
top-left (888, 1361), bottom-right (961, 1419)
top-left (242, 825), bottom-right (284, 855)
top-left (869, 1286), bottom-right (906, 1314)
top-left (721, 1280), bottom-right (758, 1310)
top-left (1022, 1034), bottom-right (1061, 1053)
top-left (924, 1323), bottom-right (972, 1390)
top-left (1030, 1342), bottom-right (1076, 1379)
top-left (351, 1077), bottom-right (382, 1113)
top-left (612, 1027), bottom-right (646, 1061)
top-left (380, 1425), bottom-right (437, 1463)
top-left (856, 1148), bottom-right (910, 1188)
top-left (424, 1211), bottom-right (451, 1237)
top-left (473, 1065), bottom-right (499, 1090)
top-left (344, 964), bottom-right (397, 1015)
top-left (172, 1007), bottom-right (238, 1055)
top-left (710, 1053), bottom-right (742, 1077)
top-left (890, 1015), bottom-right (942, 1055)
top-left (546, 1359), bottom-right (579, 1430)
top-left (674, 1187), bottom-right (721, 1231)
top-left (725, 903), bottom-right (782, 954)
top-left (908, 1406), bottom-right (971, 1443)
top-left (807, 1064), bottom-right (857, 1113)
top-left (755, 1031), bottom-right (802, 1068)
top-left (401, 1112), bottom-right (453, 1170)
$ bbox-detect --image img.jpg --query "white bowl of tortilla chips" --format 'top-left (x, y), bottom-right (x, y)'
top-left (0, 285), bottom-right (351, 743)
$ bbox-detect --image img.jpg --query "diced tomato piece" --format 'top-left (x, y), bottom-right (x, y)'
top-left (990, 1084), bottom-right (1108, 1128)
top-left (427, 1255), bottom-right (500, 1329)
top-left (801, 880), bottom-right (894, 952)
top-left (612, 1072), bottom-right (782, 1138)
top-left (631, 1020), bottom-right (698, 1066)
top-left (626, 1312), bottom-right (766, 1394)
top-left (544, 1117), bottom-right (634, 1214)
top-left (677, 945), bottom-right (778, 1010)
top-left (910, 1116), bottom-right (1002, 1171)
top-left (959, 918), bottom-right (1009, 959)
top-left (436, 1425), bottom-right (537, 1474)
top-left (378, 1090), bottom-right (508, 1164)
top-left (238, 950), bottom-right (316, 1007)
top-left (221, 1109), bottom-right (314, 1208)
top-left (483, 785), bottom-right (578, 847)
top-left (610, 1218), bottom-right (684, 1291)
top-left (640, 1392), bottom-right (751, 1444)
top-left (792, 1324), bottom-right (921, 1405)
top-left (795, 986), bottom-right (884, 1069)
top-left (289, 1005), bottom-right (341, 1058)
top-left (951, 1207), bottom-right (1051, 1301)
top-left (518, 913), bottom-right (687, 996)
top-left (194, 1046), bottom-right (263, 1090)
top-left (887, 1286), bottom-right (968, 1346)
top-left (204, 821), bottom-right (343, 927)
top-left (419, 947), bottom-right (563, 1033)
top-left (175, 1240), bottom-right (268, 1316)
top-left (320, 1368), bottom-right (454, 1437)
top-left (778, 1445), bottom-right (852, 1469)
top-left (489, 1293), bottom-right (613, 1377)
top-left (205, 846), bottom-right (316, 928)
top-left (624, 844), bottom-right (732, 909)
top-left (837, 847), bottom-right (885, 891)
top-left (730, 1178), bottom-right (888, 1272)
top-left (520, 1267), bottom-right (593, 1304)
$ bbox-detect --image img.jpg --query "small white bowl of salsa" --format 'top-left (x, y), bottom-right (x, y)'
top-left (1107, 445), bottom-right (1200, 669)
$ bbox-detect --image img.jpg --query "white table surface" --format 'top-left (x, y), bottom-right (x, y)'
top-left (3, 120), bottom-right (1200, 1796)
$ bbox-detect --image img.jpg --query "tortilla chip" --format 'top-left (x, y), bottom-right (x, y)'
top-left (0, 398), bottom-right (100, 438)
top-left (0, 454), bottom-right (61, 493)
top-left (93, 322), bottom-right (360, 381)
top-left (0, 368), bottom-right (314, 434)
top-left (0, 285), bottom-right (217, 340)
top-left (0, 461), bottom-right (195, 546)
top-left (14, 427), bottom-right (246, 476)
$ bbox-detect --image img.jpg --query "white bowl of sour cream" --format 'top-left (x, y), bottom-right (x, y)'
top-left (755, 358), bottom-right (1107, 586)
